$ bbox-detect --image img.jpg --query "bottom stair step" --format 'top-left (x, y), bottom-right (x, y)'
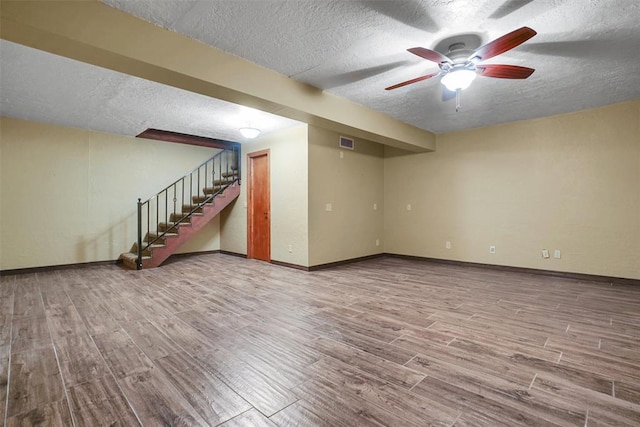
top-left (119, 252), bottom-right (151, 269)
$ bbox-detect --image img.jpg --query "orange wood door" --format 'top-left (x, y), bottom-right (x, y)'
top-left (247, 150), bottom-right (270, 261)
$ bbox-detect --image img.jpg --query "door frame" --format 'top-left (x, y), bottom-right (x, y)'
top-left (247, 149), bottom-right (270, 260)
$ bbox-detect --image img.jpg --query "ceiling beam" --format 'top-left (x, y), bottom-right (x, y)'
top-left (0, 0), bottom-right (435, 152)
top-left (136, 129), bottom-right (238, 150)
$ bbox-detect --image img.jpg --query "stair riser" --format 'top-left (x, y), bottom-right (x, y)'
top-left (193, 196), bottom-right (214, 204)
top-left (144, 233), bottom-right (176, 245)
top-left (121, 257), bottom-right (137, 270)
top-left (182, 205), bottom-right (204, 214)
top-left (119, 253), bottom-right (152, 270)
top-left (169, 213), bottom-right (191, 224)
top-left (202, 187), bottom-right (223, 195)
top-left (145, 237), bottom-right (165, 246)
top-left (131, 246), bottom-right (154, 257)
top-left (158, 224), bottom-right (178, 233)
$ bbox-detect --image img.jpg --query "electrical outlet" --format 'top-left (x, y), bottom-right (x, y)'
top-left (489, 245), bottom-right (496, 254)
top-left (376, 239), bottom-right (380, 247)
top-left (445, 241), bottom-right (451, 249)
top-left (288, 245), bottom-right (292, 253)
top-left (554, 249), bottom-right (561, 259)
top-left (340, 151), bottom-right (344, 159)
top-left (373, 203), bottom-right (377, 211)
top-left (406, 204), bottom-right (412, 211)
top-left (325, 203), bottom-right (332, 212)
top-left (542, 249), bottom-right (550, 259)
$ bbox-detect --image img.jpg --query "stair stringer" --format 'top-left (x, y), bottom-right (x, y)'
top-left (124, 183), bottom-right (240, 269)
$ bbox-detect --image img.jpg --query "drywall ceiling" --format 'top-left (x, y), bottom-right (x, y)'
top-left (1, 0), bottom-right (639, 138)
top-left (0, 40), bottom-right (301, 142)
top-left (0, 40), bottom-right (302, 142)
top-left (100, 0), bottom-right (640, 134)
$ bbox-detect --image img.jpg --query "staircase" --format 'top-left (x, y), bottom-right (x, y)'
top-left (120, 146), bottom-right (240, 270)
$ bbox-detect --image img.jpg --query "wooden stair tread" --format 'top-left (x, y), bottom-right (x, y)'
top-left (119, 252), bottom-right (152, 269)
top-left (146, 243), bottom-right (165, 250)
top-left (130, 242), bottom-right (164, 259)
top-left (146, 232), bottom-right (179, 240)
top-left (182, 205), bottom-right (205, 213)
top-left (165, 223), bottom-right (189, 229)
top-left (202, 187), bottom-right (223, 195)
top-left (169, 213), bottom-right (191, 221)
top-left (193, 195), bottom-right (214, 202)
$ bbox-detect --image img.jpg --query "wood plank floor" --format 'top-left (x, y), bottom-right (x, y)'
top-left (1, 254), bottom-right (639, 426)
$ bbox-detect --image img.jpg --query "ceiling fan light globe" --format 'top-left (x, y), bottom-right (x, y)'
top-left (441, 69), bottom-right (476, 91)
top-left (239, 127), bottom-right (261, 139)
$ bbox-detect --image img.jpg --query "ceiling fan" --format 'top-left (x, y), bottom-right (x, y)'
top-left (386, 27), bottom-right (537, 110)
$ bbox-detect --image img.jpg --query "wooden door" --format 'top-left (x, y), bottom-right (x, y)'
top-left (247, 149), bottom-right (270, 261)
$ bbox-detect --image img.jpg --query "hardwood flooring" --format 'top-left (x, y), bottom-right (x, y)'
top-left (1, 254), bottom-right (639, 426)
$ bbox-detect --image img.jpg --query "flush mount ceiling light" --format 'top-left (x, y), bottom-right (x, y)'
top-left (441, 67), bottom-right (477, 91)
top-left (239, 127), bottom-right (261, 139)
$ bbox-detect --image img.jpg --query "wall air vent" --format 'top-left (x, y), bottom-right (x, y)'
top-left (339, 136), bottom-right (354, 150)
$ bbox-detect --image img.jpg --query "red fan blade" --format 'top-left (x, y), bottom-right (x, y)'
top-left (408, 47), bottom-right (451, 64)
top-left (469, 27), bottom-right (536, 61)
top-left (476, 64), bottom-right (535, 79)
top-left (385, 72), bottom-right (440, 90)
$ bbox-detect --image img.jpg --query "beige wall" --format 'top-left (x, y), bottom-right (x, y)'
top-left (385, 99), bottom-right (640, 279)
top-left (3, 101), bottom-right (638, 279)
top-left (308, 126), bottom-right (384, 266)
top-left (0, 117), bottom-right (221, 270)
top-left (220, 125), bottom-right (309, 266)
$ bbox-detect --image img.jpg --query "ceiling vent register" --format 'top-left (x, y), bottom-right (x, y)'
top-left (339, 136), bottom-right (354, 150)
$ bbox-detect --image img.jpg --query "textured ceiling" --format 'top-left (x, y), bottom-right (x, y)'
top-left (102, 0), bottom-right (640, 134)
top-left (0, 40), bottom-right (301, 142)
top-left (2, 0), bottom-right (640, 139)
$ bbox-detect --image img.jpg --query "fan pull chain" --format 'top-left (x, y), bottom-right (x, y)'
top-left (455, 89), bottom-right (462, 112)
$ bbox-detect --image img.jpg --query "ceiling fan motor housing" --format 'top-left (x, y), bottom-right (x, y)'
top-left (446, 42), bottom-right (475, 64)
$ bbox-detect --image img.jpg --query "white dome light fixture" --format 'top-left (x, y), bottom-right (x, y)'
top-left (441, 68), bottom-right (476, 92)
top-left (239, 127), bottom-right (261, 139)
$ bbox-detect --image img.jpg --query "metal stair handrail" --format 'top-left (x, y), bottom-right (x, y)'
top-left (136, 144), bottom-right (240, 269)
